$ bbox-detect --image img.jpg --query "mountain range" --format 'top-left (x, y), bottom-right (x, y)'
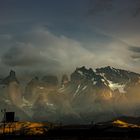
top-left (0, 66), bottom-right (140, 124)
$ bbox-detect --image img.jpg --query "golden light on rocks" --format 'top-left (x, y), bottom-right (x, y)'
top-left (0, 122), bottom-right (51, 135)
top-left (113, 120), bottom-right (140, 128)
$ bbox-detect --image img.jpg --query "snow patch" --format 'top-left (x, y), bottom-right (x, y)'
top-left (22, 97), bottom-right (33, 108)
top-left (91, 78), bottom-right (94, 81)
top-left (77, 70), bottom-right (84, 76)
top-left (46, 102), bottom-right (54, 107)
top-left (101, 79), bottom-right (105, 82)
top-left (4, 99), bottom-right (11, 105)
top-left (93, 81), bottom-right (97, 85)
top-left (73, 84), bottom-right (81, 97)
top-left (82, 86), bottom-right (87, 91)
top-left (108, 80), bottom-right (126, 93)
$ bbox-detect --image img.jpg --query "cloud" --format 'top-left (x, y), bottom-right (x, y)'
top-left (129, 46), bottom-right (140, 53)
top-left (131, 55), bottom-right (140, 60)
top-left (1, 44), bottom-right (60, 68)
top-left (0, 28), bottom-right (96, 74)
top-left (128, 46), bottom-right (140, 62)
top-left (87, 0), bottom-right (140, 47)
top-left (0, 26), bottom-right (139, 76)
top-left (85, 0), bottom-right (140, 73)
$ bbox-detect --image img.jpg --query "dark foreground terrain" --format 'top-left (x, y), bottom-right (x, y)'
top-left (1, 123), bottom-right (140, 140)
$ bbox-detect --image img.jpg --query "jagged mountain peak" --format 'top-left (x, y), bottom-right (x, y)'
top-left (96, 65), bottom-right (140, 75)
top-left (74, 66), bottom-right (96, 79)
top-left (96, 66), bottom-right (140, 84)
top-left (76, 66), bottom-right (94, 73)
top-left (0, 66), bottom-right (138, 123)
top-left (1, 70), bottom-right (19, 85)
top-left (9, 70), bottom-right (16, 77)
top-left (70, 66), bottom-right (110, 95)
top-left (69, 66), bottom-right (140, 96)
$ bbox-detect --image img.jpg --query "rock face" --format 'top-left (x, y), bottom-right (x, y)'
top-left (23, 75), bottom-right (60, 121)
top-left (1, 70), bottom-right (19, 85)
top-left (61, 74), bottom-right (69, 87)
top-left (24, 75), bottom-right (59, 103)
top-left (0, 70), bottom-right (30, 121)
top-left (70, 66), bottom-right (111, 98)
top-left (96, 66), bottom-right (140, 84)
top-left (56, 66), bottom-right (140, 123)
top-left (8, 81), bottom-right (22, 106)
top-left (1, 67), bottom-right (140, 124)
top-left (22, 66), bottom-right (140, 123)
top-left (1, 70), bottom-right (22, 106)
top-left (96, 66), bottom-right (140, 105)
top-left (24, 77), bottom-right (40, 103)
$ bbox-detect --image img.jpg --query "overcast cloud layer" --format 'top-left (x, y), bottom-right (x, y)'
top-left (0, 0), bottom-right (140, 77)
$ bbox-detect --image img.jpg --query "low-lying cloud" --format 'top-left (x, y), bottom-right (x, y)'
top-left (2, 45), bottom-right (60, 67)
top-left (129, 46), bottom-right (140, 53)
top-left (0, 26), bottom-right (139, 77)
top-left (0, 28), bottom-right (96, 74)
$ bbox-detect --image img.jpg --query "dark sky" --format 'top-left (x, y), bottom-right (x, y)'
top-left (0, 0), bottom-right (140, 76)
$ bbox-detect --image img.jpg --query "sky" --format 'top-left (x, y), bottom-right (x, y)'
top-left (0, 0), bottom-right (140, 77)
